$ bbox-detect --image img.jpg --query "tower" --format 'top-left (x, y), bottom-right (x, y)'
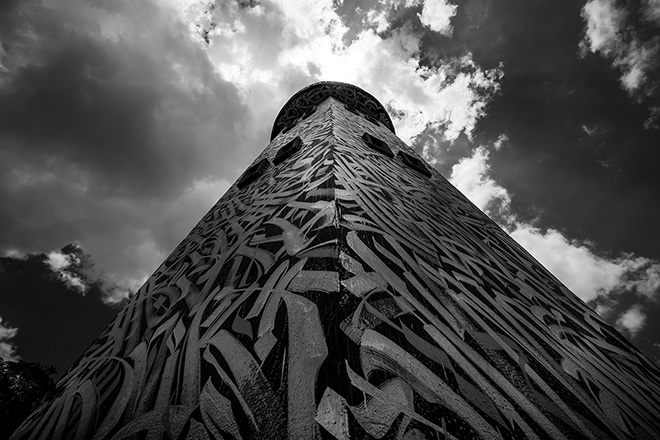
top-left (11, 82), bottom-right (660, 439)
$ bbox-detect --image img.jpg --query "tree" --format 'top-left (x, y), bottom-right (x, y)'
top-left (0, 360), bottom-right (55, 440)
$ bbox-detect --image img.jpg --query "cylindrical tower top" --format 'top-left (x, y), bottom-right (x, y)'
top-left (271, 81), bottom-right (395, 140)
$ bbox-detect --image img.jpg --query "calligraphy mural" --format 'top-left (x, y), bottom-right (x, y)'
top-left (11, 83), bottom-right (660, 440)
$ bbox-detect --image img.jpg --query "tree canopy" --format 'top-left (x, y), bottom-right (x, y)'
top-left (0, 360), bottom-right (55, 440)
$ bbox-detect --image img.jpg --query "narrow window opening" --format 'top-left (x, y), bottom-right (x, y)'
top-left (362, 133), bottom-right (394, 158)
top-left (237, 158), bottom-right (270, 189)
top-left (274, 136), bottom-right (303, 165)
top-left (398, 151), bottom-right (432, 177)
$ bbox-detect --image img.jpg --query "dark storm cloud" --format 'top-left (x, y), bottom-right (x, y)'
top-left (0, 41), bottom-right (165, 193)
top-left (0, 0), bottom-right (255, 292)
top-left (0, 0), bottom-right (21, 32)
top-left (0, 0), bottom-right (246, 197)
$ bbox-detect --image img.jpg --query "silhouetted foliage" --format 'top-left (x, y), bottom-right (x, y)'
top-left (0, 360), bottom-right (56, 440)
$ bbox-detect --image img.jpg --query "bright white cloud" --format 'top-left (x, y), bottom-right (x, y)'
top-left (367, 0), bottom-right (422, 11)
top-left (201, 0), bottom-right (502, 147)
top-left (448, 146), bottom-right (659, 304)
top-left (448, 147), bottom-right (511, 214)
top-left (46, 250), bottom-right (87, 294)
top-left (110, 0), bottom-right (500, 293)
top-left (618, 40), bottom-right (656, 93)
top-left (163, 0), bottom-right (501, 159)
top-left (365, 9), bottom-right (391, 33)
top-left (580, 0), bottom-right (624, 54)
top-left (580, 0), bottom-right (660, 97)
top-left (0, 317), bottom-right (19, 361)
top-left (616, 305), bottom-right (646, 337)
top-left (419, 0), bottom-right (458, 36)
top-left (508, 225), bottom-right (647, 303)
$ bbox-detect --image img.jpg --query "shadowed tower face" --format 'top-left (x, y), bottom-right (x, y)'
top-left (12, 82), bottom-right (660, 440)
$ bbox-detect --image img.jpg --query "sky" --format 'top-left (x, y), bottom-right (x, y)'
top-left (0, 0), bottom-right (659, 378)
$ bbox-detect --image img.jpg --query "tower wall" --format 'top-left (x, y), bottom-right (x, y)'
top-left (11, 86), bottom-right (660, 440)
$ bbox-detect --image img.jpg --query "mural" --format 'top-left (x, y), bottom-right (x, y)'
top-left (11, 83), bottom-right (660, 440)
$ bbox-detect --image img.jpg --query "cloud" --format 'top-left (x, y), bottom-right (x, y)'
top-left (644, 106), bottom-right (660, 130)
top-left (42, 243), bottom-right (145, 304)
top-left (580, 0), bottom-right (625, 54)
top-left (643, 0), bottom-right (660, 25)
top-left (508, 225), bottom-right (648, 303)
top-left (419, 0), bottom-right (457, 36)
top-left (595, 302), bottom-right (614, 318)
top-left (616, 305), bottom-right (647, 337)
top-left (580, 0), bottom-right (660, 99)
top-left (16, 244), bottom-right (133, 304)
top-left (365, 9), bottom-right (391, 33)
top-left (447, 147), bottom-right (511, 215)
top-left (493, 134), bottom-right (508, 151)
top-left (46, 250), bottom-right (87, 294)
top-left (0, 316), bottom-right (19, 361)
top-left (203, 0), bottom-right (502, 144)
top-left (623, 263), bottom-right (660, 299)
top-left (449, 145), bottom-right (659, 304)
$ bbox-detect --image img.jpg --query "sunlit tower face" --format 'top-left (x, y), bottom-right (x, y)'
top-left (12, 82), bottom-right (660, 440)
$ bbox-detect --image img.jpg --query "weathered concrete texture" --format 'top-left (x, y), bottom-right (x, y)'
top-left (12, 83), bottom-right (660, 440)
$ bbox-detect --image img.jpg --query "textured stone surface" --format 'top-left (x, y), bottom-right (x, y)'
top-left (11, 84), bottom-right (660, 440)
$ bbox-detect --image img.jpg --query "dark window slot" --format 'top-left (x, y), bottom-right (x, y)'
top-left (274, 136), bottom-right (303, 165)
top-left (398, 151), bottom-right (432, 177)
top-left (237, 158), bottom-right (270, 189)
top-left (362, 133), bottom-right (394, 157)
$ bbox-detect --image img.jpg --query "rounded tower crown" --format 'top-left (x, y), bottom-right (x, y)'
top-left (271, 81), bottom-right (395, 141)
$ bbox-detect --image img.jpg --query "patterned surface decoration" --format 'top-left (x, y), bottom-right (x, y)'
top-left (11, 85), bottom-right (660, 440)
top-left (270, 81), bottom-right (395, 141)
